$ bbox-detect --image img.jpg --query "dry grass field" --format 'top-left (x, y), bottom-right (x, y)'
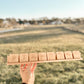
top-left (0, 24), bottom-right (84, 84)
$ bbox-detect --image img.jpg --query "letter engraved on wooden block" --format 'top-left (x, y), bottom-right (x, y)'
top-left (65, 51), bottom-right (72, 59)
top-left (56, 52), bottom-right (64, 60)
top-left (39, 53), bottom-right (47, 61)
top-left (8, 54), bottom-right (18, 63)
top-left (20, 54), bottom-right (28, 62)
top-left (47, 52), bottom-right (56, 60)
top-left (72, 51), bottom-right (81, 59)
top-left (29, 53), bottom-right (38, 62)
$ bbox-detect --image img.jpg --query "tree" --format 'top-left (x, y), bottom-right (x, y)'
top-left (10, 18), bottom-right (17, 25)
top-left (23, 19), bottom-right (28, 24)
top-left (75, 18), bottom-right (81, 24)
top-left (0, 19), bottom-right (4, 28)
top-left (0, 19), bottom-right (4, 23)
top-left (18, 19), bottom-right (24, 24)
top-left (64, 18), bottom-right (72, 24)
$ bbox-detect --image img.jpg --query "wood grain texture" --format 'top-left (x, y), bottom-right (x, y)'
top-left (7, 58), bottom-right (83, 65)
top-left (7, 51), bottom-right (83, 65)
top-left (20, 54), bottom-right (28, 62)
top-left (39, 52), bottom-right (47, 61)
top-left (64, 51), bottom-right (73, 59)
top-left (8, 54), bottom-right (18, 63)
top-left (47, 52), bottom-right (56, 60)
top-left (29, 53), bottom-right (38, 62)
top-left (56, 52), bottom-right (64, 60)
top-left (72, 51), bottom-right (81, 59)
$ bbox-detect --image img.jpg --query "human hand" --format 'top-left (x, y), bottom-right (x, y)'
top-left (20, 63), bottom-right (37, 84)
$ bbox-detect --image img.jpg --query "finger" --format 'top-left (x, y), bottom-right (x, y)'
top-left (33, 63), bottom-right (37, 70)
top-left (31, 63), bottom-right (33, 66)
top-left (20, 64), bottom-right (28, 70)
top-left (21, 64), bottom-right (24, 67)
top-left (31, 63), bottom-right (37, 72)
top-left (30, 63), bottom-right (33, 69)
top-left (26, 63), bottom-right (32, 70)
top-left (24, 64), bottom-right (28, 69)
top-left (24, 63), bottom-right (31, 70)
top-left (20, 64), bottom-right (24, 69)
top-left (20, 64), bottom-right (25, 71)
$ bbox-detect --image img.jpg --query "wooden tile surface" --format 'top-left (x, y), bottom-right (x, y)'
top-left (47, 52), bottom-right (56, 60)
top-left (72, 51), bottom-right (81, 59)
top-left (29, 53), bottom-right (38, 62)
top-left (7, 51), bottom-right (82, 65)
top-left (39, 52), bottom-right (47, 61)
top-left (8, 54), bottom-right (18, 63)
top-left (56, 52), bottom-right (64, 60)
top-left (65, 51), bottom-right (73, 59)
top-left (20, 54), bottom-right (28, 62)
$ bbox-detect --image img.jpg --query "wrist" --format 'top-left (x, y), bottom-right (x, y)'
top-left (22, 80), bottom-right (28, 84)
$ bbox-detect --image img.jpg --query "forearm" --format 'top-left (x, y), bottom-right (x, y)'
top-left (22, 75), bottom-right (35, 84)
top-left (22, 80), bottom-right (34, 84)
top-left (28, 80), bottom-right (34, 84)
top-left (27, 76), bottom-right (35, 84)
top-left (22, 82), bottom-right (34, 84)
top-left (20, 63), bottom-right (36, 84)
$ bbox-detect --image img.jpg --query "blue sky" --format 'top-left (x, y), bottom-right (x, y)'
top-left (0, 0), bottom-right (84, 19)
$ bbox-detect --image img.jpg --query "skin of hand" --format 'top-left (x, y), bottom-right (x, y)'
top-left (20, 63), bottom-right (37, 84)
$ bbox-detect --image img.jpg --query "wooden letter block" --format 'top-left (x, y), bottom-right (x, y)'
top-left (72, 51), bottom-right (81, 59)
top-left (64, 51), bottom-right (72, 59)
top-left (29, 53), bottom-right (38, 62)
top-left (20, 54), bottom-right (28, 62)
top-left (39, 53), bottom-right (47, 61)
top-left (8, 54), bottom-right (18, 63)
top-left (47, 52), bottom-right (56, 60)
top-left (56, 52), bottom-right (64, 60)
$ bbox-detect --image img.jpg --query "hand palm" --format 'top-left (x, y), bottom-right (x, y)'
top-left (20, 63), bottom-right (37, 84)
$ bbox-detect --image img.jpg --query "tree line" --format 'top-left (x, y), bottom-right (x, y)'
top-left (0, 17), bottom-right (84, 28)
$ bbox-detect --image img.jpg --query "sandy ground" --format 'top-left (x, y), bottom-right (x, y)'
top-left (0, 28), bottom-right (23, 33)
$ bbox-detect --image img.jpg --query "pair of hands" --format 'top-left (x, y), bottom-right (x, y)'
top-left (20, 63), bottom-right (37, 84)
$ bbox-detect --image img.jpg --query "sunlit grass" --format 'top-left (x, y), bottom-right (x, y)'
top-left (0, 25), bottom-right (84, 84)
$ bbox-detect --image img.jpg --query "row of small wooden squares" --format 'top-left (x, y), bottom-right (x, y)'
top-left (7, 51), bottom-right (81, 63)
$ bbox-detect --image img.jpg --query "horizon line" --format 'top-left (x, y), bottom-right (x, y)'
top-left (0, 16), bottom-right (84, 20)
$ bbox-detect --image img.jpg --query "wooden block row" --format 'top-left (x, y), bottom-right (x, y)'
top-left (20, 54), bottom-right (28, 62)
top-left (7, 54), bottom-right (18, 63)
top-left (29, 53), bottom-right (38, 62)
top-left (7, 51), bottom-right (82, 65)
top-left (72, 51), bottom-right (81, 59)
top-left (39, 53), bottom-right (46, 61)
top-left (47, 52), bottom-right (55, 60)
top-left (64, 51), bottom-right (72, 59)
